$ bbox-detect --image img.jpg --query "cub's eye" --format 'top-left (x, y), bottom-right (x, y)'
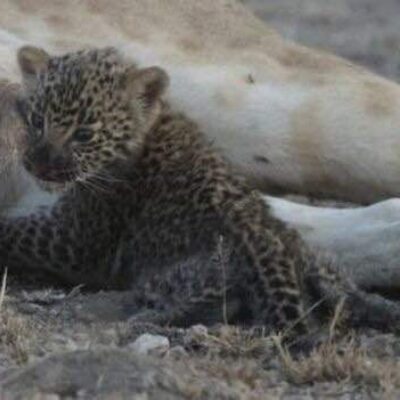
top-left (73, 128), bottom-right (94, 142)
top-left (31, 113), bottom-right (44, 131)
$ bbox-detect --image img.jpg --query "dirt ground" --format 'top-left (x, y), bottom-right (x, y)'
top-left (2, 1), bottom-right (400, 399)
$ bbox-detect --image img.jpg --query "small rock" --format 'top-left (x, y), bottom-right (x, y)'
top-left (183, 324), bottom-right (210, 351)
top-left (128, 334), bottom-right (170, 357)
top-left (184, 324), bottom-right (209, 344)
top-left (187, 324), bottom-right (208, 339)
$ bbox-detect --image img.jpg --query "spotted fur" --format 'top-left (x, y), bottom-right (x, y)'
top-left (1, 46), bottom-right (394, 339)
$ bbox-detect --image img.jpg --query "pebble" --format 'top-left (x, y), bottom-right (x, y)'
top-left (187, 324), bottom-right (208, 338)
top-left (128, 333), bottom-right (170, 357)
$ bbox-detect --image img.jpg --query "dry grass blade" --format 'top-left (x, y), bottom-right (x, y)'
top-left (281, 297), bottom-right (325, 342)
top-left (0, 267), bottom-right (7, 311)
top-left (216, 235), bottom-right (228, 325)
top-left (329, 296), bottom-right (346, 340)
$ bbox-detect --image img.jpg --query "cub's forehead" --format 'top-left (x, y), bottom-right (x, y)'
top-left (25, 49), bottom-right (133, 125)
top-left (48, 47), bottom-right (125, 77)
top-left (33, 48), bottom-right (127, 105)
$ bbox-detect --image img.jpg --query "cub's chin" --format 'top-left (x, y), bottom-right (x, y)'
top-left (22, 163), bottom-right (74, 193)
top-left (29, 174), bottom-right (70, 194)
top-left (36, 179), bottom-right (69, 193)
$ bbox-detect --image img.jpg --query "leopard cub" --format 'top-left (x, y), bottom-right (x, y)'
top-left (1, 46), bottom-right (390, 339)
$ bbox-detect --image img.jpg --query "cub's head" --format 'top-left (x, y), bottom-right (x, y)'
top-left (16, 46), bottom-right (169, 183)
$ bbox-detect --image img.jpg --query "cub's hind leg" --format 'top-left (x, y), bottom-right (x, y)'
top-left (210, 184), bottom-right (312, 337)
top-left (123, 191), bottom-right (310, 337)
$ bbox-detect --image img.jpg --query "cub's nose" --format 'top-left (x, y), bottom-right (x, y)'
top-left (29, 143), bottom-right (51, 164)
top-left (24, 144), bottom-right (69, 170)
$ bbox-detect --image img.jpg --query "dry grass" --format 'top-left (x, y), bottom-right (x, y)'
top-left (270, 300), bottom-right (400, 396)
top-left (187, 357), bottom-right (266, 400)
top-left (0, 308), bottom-right (32, 364)
top-left (0, 270), bottom-right (32, 365)
top-left (186, 324), bottom-right (274, 360)
top-left (274, 336), bottom-right (400, 396)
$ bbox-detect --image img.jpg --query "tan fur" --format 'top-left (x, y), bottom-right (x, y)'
top-left (362, 80), bottom-right (397, 118)
top-left (0, 83), bottom-right (29, 210)
top-left (289, 100), bottom-right (337, 197)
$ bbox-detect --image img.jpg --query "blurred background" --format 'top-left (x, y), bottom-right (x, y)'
top-left (243, 0), bottom-right (400, 81)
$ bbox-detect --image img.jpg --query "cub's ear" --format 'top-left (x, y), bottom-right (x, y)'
top-left (124, 66), bottom-right (169, 108)
top-left (17, 46), bottom-right (50, 86)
